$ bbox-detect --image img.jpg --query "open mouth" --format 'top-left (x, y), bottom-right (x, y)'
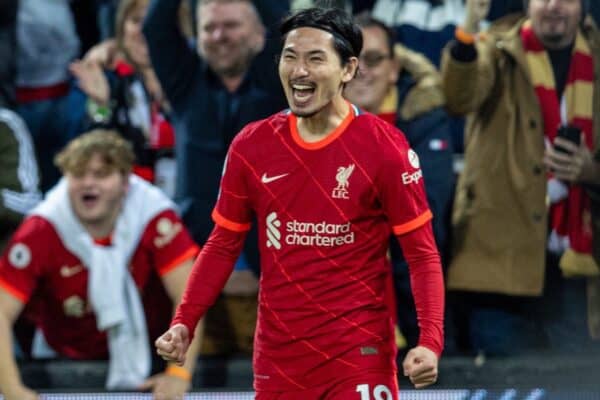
top-left (291, 82), bottom-right (316, 105)
top-left (81, 193), bottom-right (99, 207)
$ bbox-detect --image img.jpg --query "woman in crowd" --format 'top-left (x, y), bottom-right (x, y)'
top-left (70, 0), bottom-right (191, 198)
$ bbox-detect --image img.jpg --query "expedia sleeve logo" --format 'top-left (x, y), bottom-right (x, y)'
top-left (266, 212), bottom-right (354, 249)
top-left (402, 149), bottom-right (423, 185)
top-left (408, 149), bottom-right (420, 168)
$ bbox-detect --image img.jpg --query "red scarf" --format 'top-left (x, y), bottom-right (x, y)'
top-left (521, 21), bottom-right (595, 270)
top-left (114, 60), bottom-right (176, 183)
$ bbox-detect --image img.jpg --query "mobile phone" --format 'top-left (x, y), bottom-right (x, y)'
top-left (554, 125), bottom-right (581, 153)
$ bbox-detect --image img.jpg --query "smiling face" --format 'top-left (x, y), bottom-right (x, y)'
top-left (66, 154), bottom-right (128, 231)
top-left (197, 0), bottom-right (265, 78)
top-left (529, 0), bottom-right (581, 49)
top-left (344, 25), bottom-right (398, 113)
top-left (278, 27), bottom-right (358, 118)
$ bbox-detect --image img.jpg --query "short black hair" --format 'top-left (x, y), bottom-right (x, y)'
top-left (353, 13), bottom-right (396, 58)
top-left (279, 7), bottom-right (363, 66)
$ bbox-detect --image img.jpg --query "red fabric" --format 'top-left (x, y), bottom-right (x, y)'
top-left (16, 82), bottom-right (69, 103)
top-left (132, 165), bottom-right (155, 182)
top-left (215, 110), bottom-right (431, 240)
top-left (150, 102), bottom-right (175, 149)
top-left (93, 236), bottom-right (112, 246)
top-left (172, 225), bottom-right (244, 338)
top-left (114, 60), bottom-right (136, 77)
top-left (396, 221), bottom-right (445, 356)
top-left (0, 210), bottom-right (197, 359)
top-left (378, 111), bottom-right (396, 126)
top-left (208, 109), bottom-right (432, 391)
top-left (255, 370), bottom-right (399, 399)
top-left (521, 23), bottom-right (594, 255)
top-left (114, 60), bottom-right (176, 150)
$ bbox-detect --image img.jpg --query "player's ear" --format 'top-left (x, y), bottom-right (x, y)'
top-left (342, 57), bottom-right (359, 83)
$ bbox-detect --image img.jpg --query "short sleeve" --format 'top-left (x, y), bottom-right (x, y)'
top-left (0, 216), bottom-right (51, 302)
top-left (377, 128), bottom-right (432, 235)
top-left (142, 209), bottom-right (200, 276)
top-left (211, 138), bottom-right (253, 232)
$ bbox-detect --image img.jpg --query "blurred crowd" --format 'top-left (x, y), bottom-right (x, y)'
top-left (1, 0), bottom-right (600, 397)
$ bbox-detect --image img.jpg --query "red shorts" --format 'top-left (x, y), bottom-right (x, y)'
top-left (255, 369), bottom-right (398, 400)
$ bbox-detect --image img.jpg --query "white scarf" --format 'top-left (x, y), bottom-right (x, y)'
top-left (31, 174), bottom-right (174, 389)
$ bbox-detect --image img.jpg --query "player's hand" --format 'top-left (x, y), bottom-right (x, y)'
top-left (139, 372), bottom-right (190, 400)
top-left (402, 346), bottom-right (439, 389)
top-left (464, 0), bottom-right (491, 33)
top-left (544, 135), bottom-right (599, 184)
top-left (155, 323), bottom-right (190, 366)
top-left (3, 384), bottom-right (39, 400)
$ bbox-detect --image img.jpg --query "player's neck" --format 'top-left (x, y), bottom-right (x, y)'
top-left (297, 96), bottom-right (349, 141)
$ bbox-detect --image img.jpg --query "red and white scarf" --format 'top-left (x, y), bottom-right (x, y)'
top-left (521, 20), bottom-right (597, 274)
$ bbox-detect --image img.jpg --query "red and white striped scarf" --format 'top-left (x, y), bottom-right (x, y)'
top-left (521, 20), bottom-right (596, 274)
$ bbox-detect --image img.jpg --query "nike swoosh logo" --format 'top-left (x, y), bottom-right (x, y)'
top-left (261, 173), bottom-right (289, 184)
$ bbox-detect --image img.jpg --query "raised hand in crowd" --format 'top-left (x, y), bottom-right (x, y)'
top-left (463, 0), bottom-right (491, 33)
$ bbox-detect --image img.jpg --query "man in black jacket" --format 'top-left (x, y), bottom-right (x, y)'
top-left (144, 0), bottom-right (287, 257)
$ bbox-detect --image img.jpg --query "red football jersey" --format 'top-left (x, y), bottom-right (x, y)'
top-left (0, 210), bottom-right (198, 359)
top-left (212, 104), bottom-right (432, 391)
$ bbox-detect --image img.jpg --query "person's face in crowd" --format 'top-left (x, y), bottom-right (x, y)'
top-left (279, 27), bottom-right (358, 118)
top-left (67, 154), bottom-right (128, 231)
top-left (344, 25), bottom-right (398, 114)
top-left (529, 0), bottom-right (582, 49)
top-left (197, 1), bottom-right (265, 78)
top-left (123, 2), bottom-right (150, 67)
